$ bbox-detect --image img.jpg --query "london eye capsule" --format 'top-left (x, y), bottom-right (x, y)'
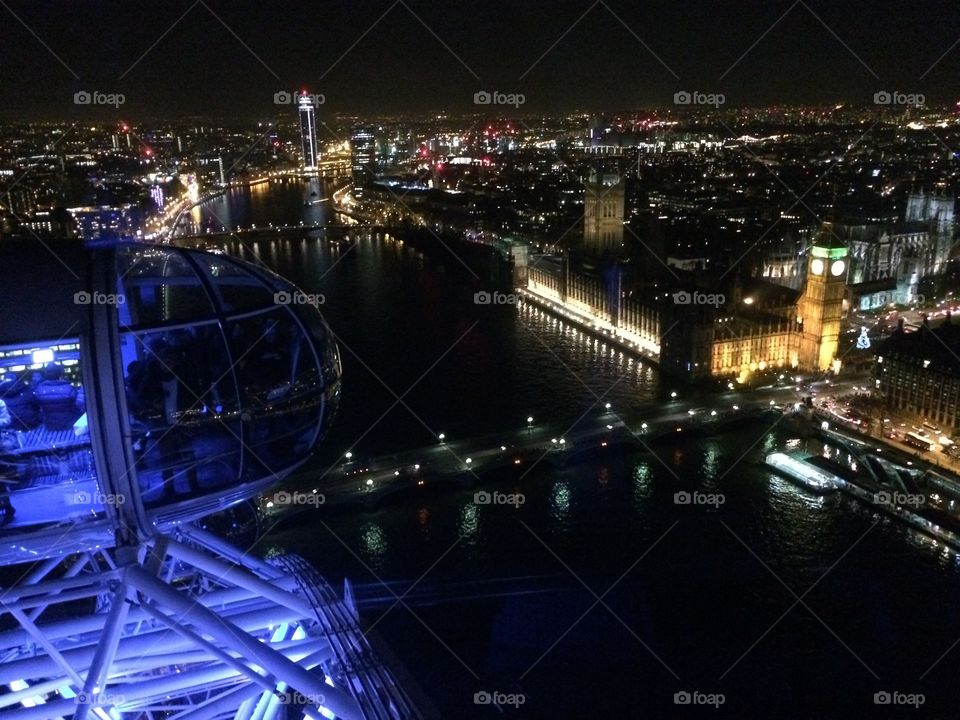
top-left (0, 239), bottom-right (341, 564)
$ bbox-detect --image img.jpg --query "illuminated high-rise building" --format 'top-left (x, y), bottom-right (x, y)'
top-left (298, 93), bottom-right (319, 172)
top-left (351, 125), bottom-right (376, 194)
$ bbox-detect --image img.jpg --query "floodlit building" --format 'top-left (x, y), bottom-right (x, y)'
top-left (582, 169), bottom-right (625, 254)
top-left (796, 232), bottom-right (848, 372)
top-left (833, 191), bottom-right (954, 309)
top-left (875, 315), bottom-right (960, 432)
top-left (659, 227), bottom-right (849, 380)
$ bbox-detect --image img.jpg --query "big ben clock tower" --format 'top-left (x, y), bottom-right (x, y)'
top-left (797, 225), bottom-right (848, 372)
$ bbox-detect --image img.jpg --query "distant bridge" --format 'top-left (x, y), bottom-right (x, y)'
top-left (267, 402), bottom-right (781, 514)
top-left (173, 223), bottom-right (389, 243)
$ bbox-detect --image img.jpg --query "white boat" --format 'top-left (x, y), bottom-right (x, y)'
top-left (765, 452), bottom-right (842, 494)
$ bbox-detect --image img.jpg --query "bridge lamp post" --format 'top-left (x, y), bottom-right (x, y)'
top-left (438, 433), bottom-right (446, 443)
top-left (527, 416), bottom-right (533, 434)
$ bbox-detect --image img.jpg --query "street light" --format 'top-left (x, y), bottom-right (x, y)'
top-left (438, 433), bottom-right (446, 442)
top-left (604, 402), bottom-right (612, 410)
top-left (670, 391), bottom-right (677, 398)
top-left (345, 451), bottom-right (353, 461)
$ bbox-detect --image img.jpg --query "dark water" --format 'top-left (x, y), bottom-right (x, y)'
top-left (191, 181), bottom-right (960, 719)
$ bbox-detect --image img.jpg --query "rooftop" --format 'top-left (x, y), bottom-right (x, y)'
top-left (876, 314), bottom-right (960, 374)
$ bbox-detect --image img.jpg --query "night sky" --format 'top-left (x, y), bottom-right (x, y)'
top-left (0, 0), bottom-right (958, 119)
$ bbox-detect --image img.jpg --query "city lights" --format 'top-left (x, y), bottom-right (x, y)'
top-left (3, 15), bottom-right (960, 717)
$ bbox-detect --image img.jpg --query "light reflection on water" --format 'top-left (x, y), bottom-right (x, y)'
top-left (360, 522), bottom-right (388, 568)
top-left (766, 473), bottom-right (827, 511)
top-left (458, 502), bottom-right (479, 542)
top-left (550, 480), bottom-right (571, 523)
top-left (631, 462), bottom-right (653, 511)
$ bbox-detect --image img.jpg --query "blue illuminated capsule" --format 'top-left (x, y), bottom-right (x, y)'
top-left (0, 240), bottom-right (340, 563)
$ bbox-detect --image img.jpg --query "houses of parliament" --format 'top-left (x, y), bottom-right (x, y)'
top-left (526, 170), bottom-right (869, 382)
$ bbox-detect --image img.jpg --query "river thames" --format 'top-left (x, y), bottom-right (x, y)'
top-left (184, 179), bottom-right (960, 718)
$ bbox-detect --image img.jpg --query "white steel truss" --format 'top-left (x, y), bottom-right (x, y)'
top-left (0, 524), bottom-right (419, 720)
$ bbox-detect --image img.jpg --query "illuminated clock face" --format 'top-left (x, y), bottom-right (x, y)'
top-left (810, 258), bottom-right (825, 275)
top-left (830, 260), bottom-right (845, 276)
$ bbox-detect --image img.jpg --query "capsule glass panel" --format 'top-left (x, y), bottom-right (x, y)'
top-left (0, 341), bottom-right (101, 527)
top-left (187, 252), bottom-right (278, 313)
top-left (116, 246), bottom-right (217, 327)
top-left (121, 322), bottom-right (242, 507)
top-left (225, 306), bottom-right (324, 481)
